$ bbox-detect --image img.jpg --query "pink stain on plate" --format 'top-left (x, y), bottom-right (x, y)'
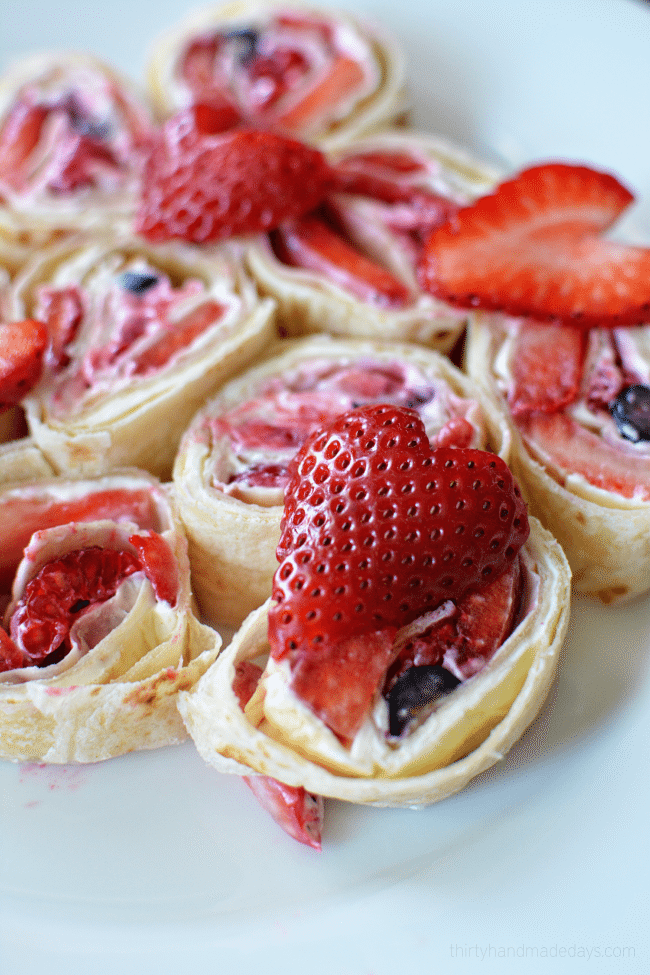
top-left (19, 762), bottom-right (89, 793)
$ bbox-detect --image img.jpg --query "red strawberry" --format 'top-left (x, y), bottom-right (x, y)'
top-left (508, 323), bottom-right (586, 417)
top-left (10, 547), bottom-right (141, 666)
top-left (136, 120), bottom-right (334, 244)
top-left (519, 411), bottom-right (650, 501)
top-left (129, 532), bottom-right (179, 606)
top-left (0, 318), bottom-right (48, 411)
top-left (0, 628), bottom-right (24, 673)
top-left (268, 404), bottom-right (529, 735)
top-left (233, 659), bottom-right (324, 850)
top-left (272, 215), bottom-right (410, 307)
top-left (419, 162), bottom-right (650, 328)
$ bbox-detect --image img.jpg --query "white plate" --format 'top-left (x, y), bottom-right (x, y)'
top-left (1, 1), bottom-right (649, 973)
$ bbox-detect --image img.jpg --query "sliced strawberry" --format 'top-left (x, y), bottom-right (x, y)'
top-left (272, 54), bottom-right (364, 133)
top-left (290, 627), bottom-right (398, 742)
top-left (268, 404), bottom-right (529, 734)
top-left (519, 411), bottom-right (650, 501)
top-left (10, 547), bottom-right (141, 666)
top-left (233, 659), bottom-right (324, 850)
top-left (272, 215), bottom-right (410, 308)
top-left (242, 775), bottom-right (324, 850)
top-left (0, 487), bottom-right (160, 593)
top-left (0, 319), bottom-right (48, 411)
top-left (136, 124), bottom-right (334, 244)
top-left (420, 162), bottom-right (650, 328)
top-left (128, 532), bottom-right (179, 606)
top-left (508, 323), bottom-right (586, 417)
top-left (0, 628), bottom-right (25, 673)
top-left (333, 156), bottom-right (457, 228)
top-left (386, 559), bottom-right (521, 688)
top-left (37, 286), bottom-right (84, 370)
top-left (130, 300), bottom-right (225, 374)
top-left (0, 100), bottom-right (48, 190)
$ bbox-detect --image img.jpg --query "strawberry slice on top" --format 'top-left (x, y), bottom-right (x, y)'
top-left (419, 162), bottom-right (650, 328)
top-left (136, 112), bottom-right (334, 244)
top-left (267, 403), bottom-right (529, 741)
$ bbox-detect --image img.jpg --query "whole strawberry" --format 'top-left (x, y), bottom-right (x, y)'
top-left (135, 110), bottom-right (334, 244)
top-left (268, 403), bottom-right (529, 664)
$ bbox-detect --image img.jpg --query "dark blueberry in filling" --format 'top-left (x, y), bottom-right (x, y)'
top-left (220, 26), bottom-right (260, 62)
top-left (119, 271), bottom-right (159, 295)
top-left (610, 384), bottom-right (650, 442)
top-left (63, 94), bottom-right (111, 140)
top-left (386, 664), bottom-right (460, 737)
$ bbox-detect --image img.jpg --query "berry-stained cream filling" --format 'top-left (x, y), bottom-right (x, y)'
top-left (0, 475), bottom-right (179, 681)
top-left (30, 255), bottom-right (239, 419)
top-left (0, 59), bottom-right (153, 212)
top-left (178, 11), bottom-right (380, 139)
top-left (244, 549), bottom-right (535, 750)
top-left (495, 320), bottom-right (650, 501)
top-left (269, 143), bottom-right (480, 309)
top-left (206, 357), bottom-right (486, 505)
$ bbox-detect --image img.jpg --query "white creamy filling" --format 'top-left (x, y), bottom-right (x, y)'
top-left (210, 357), bottom-right (485, 504)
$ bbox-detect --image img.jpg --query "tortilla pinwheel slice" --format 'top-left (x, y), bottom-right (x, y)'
top-left (245, 128), bottom-right (500, 353)
top-left (146, 0), bottom-right (408, 151)
top-left (172, 333), bottom-right (511, 628)
top-left (0, 469), bottom-right (221, 763)
top-left (0, 52), bottom-right (155, 245)
top-left (179, 514), bottom-right (569, 808)
top-left (7, 234), bottom-right (275, 479)
top-left (466, 315), bottom-right (650, 603)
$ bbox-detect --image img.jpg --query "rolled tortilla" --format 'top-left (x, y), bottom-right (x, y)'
top-left (0, 52), bottom-right (155, 244)
top-left (172, 333), bottom-right (511, 627)
top-left (0, 469), bottom-right (221, 762)
top-left (245, 128), bottom-right (500, 353)
top-left (146, 0), bottom-right (408, 151)
top-left (179, 517), bottom-right (570, 806)
top-left (7, 233), bottom-right (275, 479)
top-left (466, 314), bottom-right (650, 603)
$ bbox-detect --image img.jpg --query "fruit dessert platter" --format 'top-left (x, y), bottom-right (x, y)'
top-left (1, 1), bottom-right (649, 850)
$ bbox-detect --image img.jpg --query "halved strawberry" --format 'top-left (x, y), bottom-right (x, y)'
top-left (272, 215), bottom-right (410, 307)
top-left (420, 162), bottom-right (650, 328)
top-left (136, 122), bottom-right (334, 244)
top-left (508, 323), bottom-right (586, 417)
top-left (268, 404), bottom-right (529, 736)
top-left (233, 659), bottom-right (324, 849)
top-left (0, 318), bottom-right (48, 411)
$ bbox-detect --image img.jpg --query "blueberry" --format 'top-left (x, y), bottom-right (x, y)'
top-left (220, 26), bottom-right (260, 62)
top-left (610, 384), bottom-right (650, 442)
top-left (119, 271), bottom-right (159, 295)
top-left (386, 664), bottom-right (460, 737)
